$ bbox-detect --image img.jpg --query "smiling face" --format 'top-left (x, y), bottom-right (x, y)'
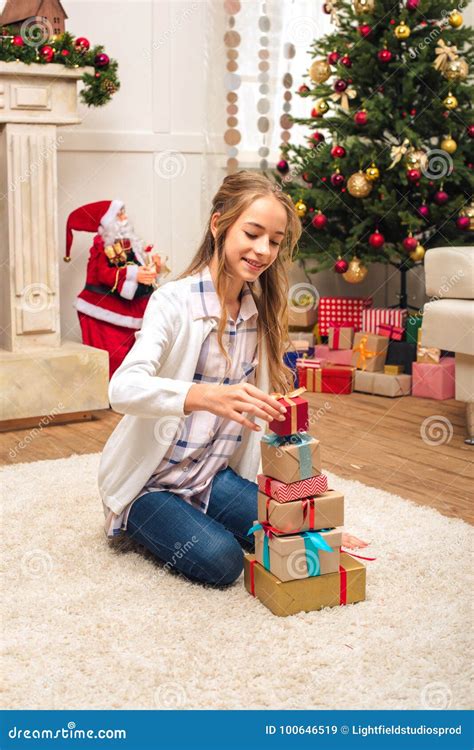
top-left (211, 195), bottom-right (288, 284)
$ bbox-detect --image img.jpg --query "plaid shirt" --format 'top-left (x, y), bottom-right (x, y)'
top-left (104, 266), bottom-right (259, 537)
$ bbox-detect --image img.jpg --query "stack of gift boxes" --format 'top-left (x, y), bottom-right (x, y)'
top-left (244, 388), bottom-right (366, 617)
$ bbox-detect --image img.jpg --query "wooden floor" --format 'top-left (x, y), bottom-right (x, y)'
top-left (1, 393), bottom-right (473, 524)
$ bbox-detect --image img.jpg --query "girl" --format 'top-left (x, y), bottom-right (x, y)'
top-left (98, 171), bottom-right (367, 587)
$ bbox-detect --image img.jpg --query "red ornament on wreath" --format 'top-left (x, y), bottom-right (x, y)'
top-left (12, 35), bottom-right (24, 47)
top-left (299, 84), bottom-right (310, 94)
top-left (61, 49), bottom-right (70, 57)
top-left (341, 55), bottom-right (352, 67)
top-left (407, 168), bottom-right (421, 183)
top-left (331, 145), bottom-right (346, 158)
top-left (75, 37), bottom-right (90, 52)
top-left (369, 230), bottom-right (385, 248)
top-left (358, 24), bottom-right (372, 37)
top-left (94, 53), bottom-right (110, 68)
top-left (334, 257), bottom-right (349, 274)
top-left (403, 235), bottom-right (418, 252)
top-left (312, 211), bottom-right (328, 229)
top-left (40, 45), bottom-right (54, 62)
top-left (328, 51), bottom-right (340, 65)
top-left (433, 189), bottom-right (449, 205)
top-left (378, 48), bottom-right (392, 63)
top-left (354, 110), bottom-right (368, 126)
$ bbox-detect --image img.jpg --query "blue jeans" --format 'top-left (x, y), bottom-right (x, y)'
top-left (126, 467), bottom-right (257, 586)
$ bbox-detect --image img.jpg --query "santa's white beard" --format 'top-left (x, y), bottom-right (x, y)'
top-left (101, 218), bottom-right (146, 264)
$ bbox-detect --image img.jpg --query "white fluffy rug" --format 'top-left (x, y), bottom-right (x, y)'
top-left (1, 453), bottom-right (472, 710)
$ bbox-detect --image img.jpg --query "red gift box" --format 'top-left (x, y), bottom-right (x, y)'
top-left (376, 323), bottom-right (405, 341)
top-left (268, 387), bottom-right (309, 436)
top-left (298, 362), bottom-right (355, 394)
top-left (362, 308), bottom-right (407, 334)
top-left (257, 473), bottom-right (328, 503)
top-left (319, 296), bottom-right (373, 337)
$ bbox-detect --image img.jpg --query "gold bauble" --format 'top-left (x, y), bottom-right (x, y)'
top-left (442, 58), bottom-right (469, 81)
top-left (459, 202), bottom-right (474, 231)
top-left (354, 0), bottom-right (375, 13)
top-left (405, 148), bottom-right (428, 170)
top-left (409, 244), bottom-right (425, 262)
top-left (309, 59), bottom-right (331, 84)
top-left (365, 163), bottom-right (380, 181)
top-left (347, 171), bottom-right (373, 198)
top-left (294, 199), bottom-right (307, 217)
top-left (315, 97), bottom-right (329, 114)
top-left (394, 21), bottom-right (410, 39)
top-left (443, 92), bottom-right (458, 110)
top-left (449, 10), bottom-right (463, 27)
top-left (343, 256), bottom-right (368, 284)
top-left (440, 136), bottom-right (457, 154)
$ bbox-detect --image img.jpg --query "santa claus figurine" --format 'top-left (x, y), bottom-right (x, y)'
top-left (64, 200), bottom-right (169, 377)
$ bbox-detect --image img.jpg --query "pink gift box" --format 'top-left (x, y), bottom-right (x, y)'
top-left (257, 473), bottom-right (328, 503)
top-left (412, 357), bottom-right (455, 400)
top-left (313, 345), bottom-right (353, 366)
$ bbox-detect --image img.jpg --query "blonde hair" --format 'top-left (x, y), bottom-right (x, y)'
top-left (178, 170), bottom-right (302, 393)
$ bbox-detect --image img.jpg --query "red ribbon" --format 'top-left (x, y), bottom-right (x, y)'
top-left (341, 548), bottom-right (377, 561)
top-left (249, 559), bottom-right (256, 596)
top-left (339, 563), bottom-right (347, 605)
top-left (265, 496), bottom-right (316, 533)
top-left (329, 320), bottom-right (352, 350)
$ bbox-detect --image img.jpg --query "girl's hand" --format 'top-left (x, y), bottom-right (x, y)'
top-left (341, 532), bottom-right (369, 550)
top-left (184, 382), bottom-right (287, 431)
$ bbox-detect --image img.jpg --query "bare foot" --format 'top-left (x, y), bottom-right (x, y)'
top-left (342, 532), bottom-right (369, 550)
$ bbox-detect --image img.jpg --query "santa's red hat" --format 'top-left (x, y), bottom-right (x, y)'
top-left (64, 199), bottom-right (125, 262)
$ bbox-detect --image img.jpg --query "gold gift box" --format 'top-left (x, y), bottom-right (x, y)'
top-left (253, 527), bottom-right (342, 582)
top-left (384, 364), bottom-right (404, 375)
top-left (260, 434), bottom-right (321, 484)
top-left (257, 490), bottom-right (344, 534)
top-left (244, 551), bottom-right (366, 617)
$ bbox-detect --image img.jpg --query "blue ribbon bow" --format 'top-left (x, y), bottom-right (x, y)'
top-left (247, 524), bottom-right (333, 577)
top-left (261, 431), bottom-right (314, 480)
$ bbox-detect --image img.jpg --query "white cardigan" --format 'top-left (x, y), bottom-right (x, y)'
top-left (98, 275), bottom-right (270, 515)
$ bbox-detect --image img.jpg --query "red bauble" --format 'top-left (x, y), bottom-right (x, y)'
top-left (456, 216), bottom-right (470, 230)
top-left (299, 84), bottom-right (310, 94)
top-left (407, 168), bottom-right (421, 183)
top-left (330, 172), bottom-right (345, 188)
top-left (406, 0), bottom-right (419, 9)
top-left (334, 79), bottom-right (348, 92)
top-left (311, 107), bottom-right (323, 118)
top-left (341, 55), bottom-right (352, 67)
top-left (467, 125), bottom-right (474, 139)
top-left (311, 131), bottom-right (325, 143)
top-left (377, 49), bottom-right (392, 63)
top-left (323, 3), bottom-right (332, 13)
top-left (418, 204), bottom-right (430, 219)
top-left (94, 53), bottom-right (110, 68)
top-left (302, 172), bottom-right (312, 183)
top-left (12, 35), bottom-right (24, 47)
top-left (328, 51), bottom-right (340, 65)
top-left (312, 212), bottom-right (328, 229)
top-left (61, 49), bottom-right (70, 57)
top-left (276, 159), bottom-right (289, 174)
top-left (75, 37), bottom-right (90, 52)
top-left (358, 24), bottom-right (372, 37)
top-left (334, 257), bottom-right (349, 274)
top-left (40, 45), bottom-right (54, 62)
top-left (354, 110), bottom-right (368, 125)
top-left (403, 236), bottom-right (418, 252)
top-left (433, 189), bottom-right (449, 205)
top-left (369, 231), bottom-right (385, 248)
top-left (331, 145), bottom-right (346, 158)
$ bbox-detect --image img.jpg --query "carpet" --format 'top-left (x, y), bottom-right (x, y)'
top-left (1, 452), bottom-right (472, 710)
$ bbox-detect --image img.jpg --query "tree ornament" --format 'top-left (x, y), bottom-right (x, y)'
top-left (433, 189), bottom-right (449, 205)
top-left (276, 159), bottom-right (289, 174)
top-left (467, 125), bottom-right (474, 139)
top-left (443, 92), bottom-right (458, 110)
top-left (354, 109), bottom-right (368, 125)
top-left (331, 145), bottom-right (346, 158)
top-left (394, 21), bottom-right (411, 39)
top-left (341, 55), bottom-right (352, 67)
top-left (311, 131), bottom-right (325, 143)
top-left (458, 202), bottom-right (474, 230)
top-left (405, 148), bottom-right (427, 170)
top-left (95, 53), bottom-right (110, 68)
top-left (343, 256), bottom-right (368, 283)
top-left (328, 51), bottom-right (341, 65)
top-left (312, 210), bottom-right (328, 229)
top-left (12, 35), bottom-right (24, 47)
top-left (294, 200), bottom-right (307, 218)
top-left (334, 79), bottom-right (348, 92)
top-left (75, 37), bottom-right (90, 52)
top-left (403, 234), bottom-right (418, 252)
top-left (365, 163), bottom-right (380, 181)
top-left (314, 97), bottom-right (329, 114)
top-left (456, 216), bottom-right (470, 230)
top-left (347, 171), bottom-right (372, 197)
top-left (309, 60), bottom-right (331, 83)
top-left (409, 244), bottom-right (425, 262)
top-left (61, 49), bottom-right (70, 57)
top-left (334, 256), bottom-right (349, 273)
top-left (406, 0), bottom-right (419, 9)
top-left (369, 230), bottom-right (385, 248)
top-left (442, 58), bottom-right (469, 81)
top-left (407, 168), bottom-right (421, 183)
top-left (358, 24), bottom-right (372, 37)
top-left (354, 0), bottom-right (375, 13)
top-left (377, 48), bottom-right (392, 63)
top-left (299, 84), bottom-right (310, 94)
top-left (418, 204), bottom-right (430, 219)
top-left (449, 10), bottom-right (463, 27)
top-left (40, 45), bottom-right (54, 62)
top-left (330, 170), bottom-right (346, 188)
top-left (302, 171), bottom-right (312, 183)
top-left (440, 136), bottom-right (457, 154)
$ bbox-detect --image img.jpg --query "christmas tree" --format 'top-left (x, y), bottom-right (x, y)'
top-left (275, 0), bottom-right (474, 286)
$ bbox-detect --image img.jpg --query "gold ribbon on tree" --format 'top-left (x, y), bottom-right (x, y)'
top-left (325, 0), bottom-right (340, 26)
top-left (388, 138), bottom-right (410, 170)
top-left (330, 87), bottom-right (357, 112)
top-left (433, 39), bottom-right (459, 72)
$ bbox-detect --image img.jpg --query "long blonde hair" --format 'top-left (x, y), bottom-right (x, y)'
top-left (178, 170), bottom-right (302, 393)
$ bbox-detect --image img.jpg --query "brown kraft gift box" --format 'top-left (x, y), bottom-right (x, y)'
top-left (354, 370), bottom-right (411, 397)
top-left (260, 434), bottom-right (321, 484)
top-left (351, 331), bottom-right (389, 372)
top-left (244, 552), bottom-right (366, 616)
top-left (257, 490), bottom-right (344, 534)
top-left (253, 527), bottom-right (342, 582)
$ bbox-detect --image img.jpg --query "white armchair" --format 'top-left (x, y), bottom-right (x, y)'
top-left (422, 246), bottom-right (474, 442)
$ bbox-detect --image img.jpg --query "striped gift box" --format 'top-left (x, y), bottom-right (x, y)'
top-left (361, 308), bottom-right (407, 334)
top-left (257, 473), bottom-right (328, 503)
